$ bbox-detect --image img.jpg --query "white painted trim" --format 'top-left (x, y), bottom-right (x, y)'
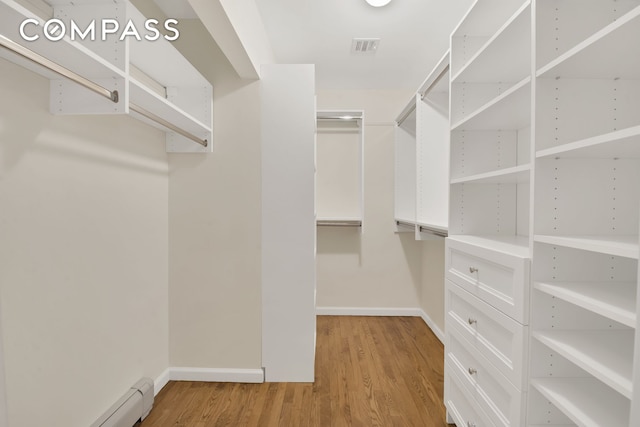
top-left (316, 306), bottom-right (422, 317)
top-left (170, 367), bottom-right (265, 383)
top-left (153, 368), bottom-right (171, 396)
top-left (420, 310), bottom-right (445, 344)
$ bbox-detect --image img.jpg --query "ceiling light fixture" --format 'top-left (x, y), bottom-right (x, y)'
top-left (365, 0), bottom-right (392, 7)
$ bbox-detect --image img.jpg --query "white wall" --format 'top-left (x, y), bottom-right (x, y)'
top-left (167, 21), bottom-right (262, 369)
top-left (0, 59), bottom-right (169, 427)
top-left (316, 90), bottom-right (423, 310)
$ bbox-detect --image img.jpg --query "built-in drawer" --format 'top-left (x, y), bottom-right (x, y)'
top-left (445, 365), bottom-right (495, 427)
top-left (446, 280), bottom-right (527, 389)
top-left (445, 237), bottom-right (530, 323)
top-left (446, 328), bottom-right (524, 427)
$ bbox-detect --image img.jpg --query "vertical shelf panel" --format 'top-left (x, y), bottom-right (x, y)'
top-left (261, 64), bottom-right (316, 382)
top-left (395, 103), bottom-right (417, 225)
top-left (416, 53), bottom-right (450, 237)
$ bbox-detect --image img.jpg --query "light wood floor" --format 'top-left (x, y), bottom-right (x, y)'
top-left (141, 316), bottom-right (452, 426)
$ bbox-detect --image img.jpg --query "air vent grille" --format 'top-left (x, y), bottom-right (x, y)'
top-left (351, 38), bottom-right (380, 54)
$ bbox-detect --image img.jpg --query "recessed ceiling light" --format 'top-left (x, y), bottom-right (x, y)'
top-left (365, 0), bottom-right (392, 7)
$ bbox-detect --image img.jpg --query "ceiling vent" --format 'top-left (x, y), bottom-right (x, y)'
top-left (351, 38), bottom-right (380, 54)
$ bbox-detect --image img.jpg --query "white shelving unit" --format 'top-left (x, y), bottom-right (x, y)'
top-left (0, 0), bottom-right (213, 153)
top-left (529, 1), bottom-right (640, 426)
top-left (444, 1), bottom-right (532, 426)
top-left (443, 1), bottom-right (640, 425)
top-left (394, 52), bottom-right (451, 239)
top-left (316, 110), bottom-right (364, 229)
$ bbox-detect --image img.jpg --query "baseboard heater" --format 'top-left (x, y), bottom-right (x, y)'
top-left (91, 378), bottom-right (154, 427)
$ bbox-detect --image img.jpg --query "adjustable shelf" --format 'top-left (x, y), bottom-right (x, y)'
top-left (447, 234), bottom-right (530, 259)
top-left (451, 0), bottom-right (530, 77)
top-left (536, 1), bottom-right (640, 76)
top-left (451, 77), bottom-right (530, 131)
top-left (535, 281), bottom-right (636, 328)
top-left (531, 378), bottom-right (630, 427)
top-left (535, 235), bottom-right (639, 260)
top-left (536, 126), bottom-right (640, 159)
top-left (450, 164), bottom-right (530, 185)
top-left (533, 330), bottom-right (633, 398)
top-left (452, 1), bottom-right (530, 84)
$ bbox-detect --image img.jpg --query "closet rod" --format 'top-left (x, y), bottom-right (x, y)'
top-left (317, 220), bottom-right (362, 227)
top-left (0, 34), bottom-right (118, 103)
top-left (396, 102), bottom-right (416, 126)
top-left (419, 65), bottom-right (449, 100)
top-left (395, 220), bottom-right (415, 228)
top-left (0, 35), bottom-right (207, 148)
top-left (129, 103), bottom-right (208, 147)
top-left (418, 225), bottom-right (448, 237)
top-left (316, 116), bottom-right (362, 121)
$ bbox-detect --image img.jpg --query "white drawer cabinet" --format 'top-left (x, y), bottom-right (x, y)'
top-left (446, 280), bottom-right (528, 389)
top-left (446, 237), bottom-right (530, 323)
top-left (445, 365), bottom-right (496, 427)
top-left (446, 328), bottom-right (525, 427)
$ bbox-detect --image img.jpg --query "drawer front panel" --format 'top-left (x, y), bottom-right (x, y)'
top-left (445, 239), bottom-right (529, 323)
top-left (446, 329), bottom-right (523, 427)
top-left (446, 281), bottom-right (527, 388)
top-left (445, 366), bottom-right (495, 427)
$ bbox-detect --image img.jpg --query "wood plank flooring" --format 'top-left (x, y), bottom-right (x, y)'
top-left (140, 316), bottom-right (452, 427)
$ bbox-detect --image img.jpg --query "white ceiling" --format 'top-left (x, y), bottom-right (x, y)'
top-left (253, 0), bottom-right (474, 90)
top-left (153, 0), bottom-right (474, 90)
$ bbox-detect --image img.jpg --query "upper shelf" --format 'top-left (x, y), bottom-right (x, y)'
top-left (452, 1), bottom-right (530, 84)
top-left (537, 5), bottom-right (640, 80)
top-left (451, 0), bottom-right (530, 77)
top-left (0, 0), bottom-right (125, 82)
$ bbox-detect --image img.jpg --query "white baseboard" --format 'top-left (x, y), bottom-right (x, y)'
top-left (316, 306), bottom-right (422, 317)
top-left (170, 367), bottom-right (265, 383)
top-left (419, 310), bottom-right (444, 344)
top-left (154, 368), bottom-right (171, 396)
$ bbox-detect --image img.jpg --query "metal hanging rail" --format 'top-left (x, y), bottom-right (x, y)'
top-left (418, 65), bottom-right (449, 100)
top-left (395, 220), bottom-right (415, 228)
top-left (395, 101), bottom-right (416, 126)
top-left (0, 34), bottom-right (118, 103)
top-left (129, 103), bottom-right (208, 147)
top-left (418, 225), bottom-right (448, 238)
top-left (316, 220), bottom-right (362, 227)
top-left (0, 34), bottom-right (208, 148)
